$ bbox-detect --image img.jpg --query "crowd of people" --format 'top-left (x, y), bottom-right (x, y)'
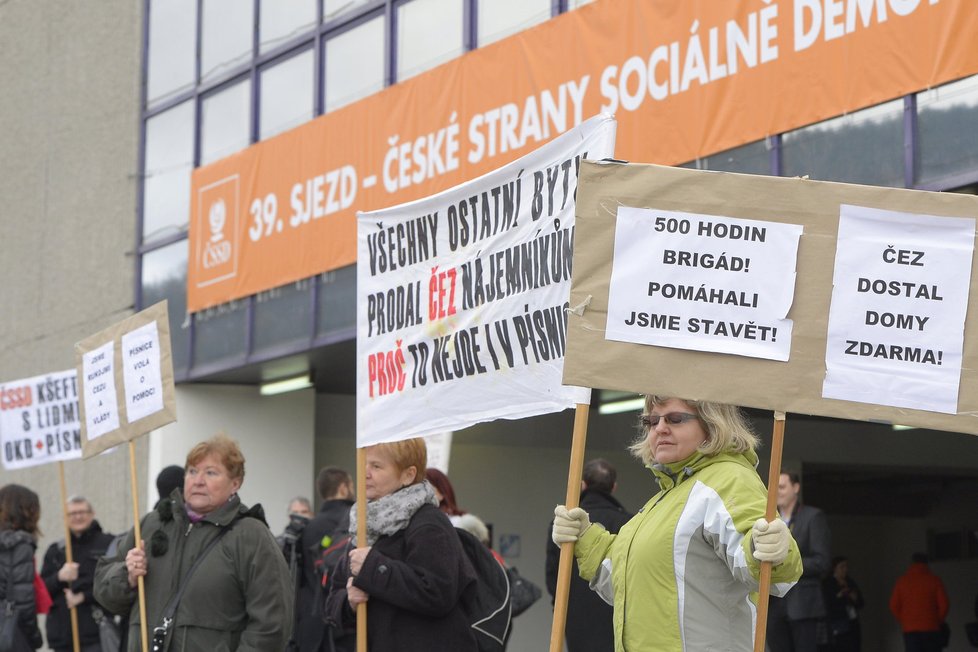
top-left (0, 397), bottom-right (965, 652)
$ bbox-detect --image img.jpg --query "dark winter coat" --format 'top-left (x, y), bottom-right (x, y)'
top-left (545, 489), bottom-right (632, 652)
top-left (0, 529), bottom-right (43, 650)
top-left (296, 498), bottom-right (352, 652)
top-left (94, 492), bottom-right (293, 652)
top-left (41, 520), bottom-right (114, 650)
top-left (323, 503), bottom-right (478, 652)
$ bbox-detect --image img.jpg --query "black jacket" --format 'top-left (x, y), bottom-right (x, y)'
top-left (0, 529), bottom-right (43, 650)
top-left (545, 490), bottom-right (632, 652)
top-left (770, 503), bottom-right (832, 621)
top-left (324, 503), bottom-right (478, 652)
top-left (41, 520), bottom-right (114, 649)
top-left (296, 499), bottom-right (353, 652)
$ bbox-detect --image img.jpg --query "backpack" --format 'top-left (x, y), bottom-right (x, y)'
top-left (318, 534), bottom-right (353, 590)
top-left (455, 528), bottom-right (512, 652)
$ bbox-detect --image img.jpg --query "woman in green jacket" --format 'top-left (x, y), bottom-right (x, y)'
top-left (553, 396), bottom-right (803, 652)
top-left (95, 435), bottom-right (293, 651)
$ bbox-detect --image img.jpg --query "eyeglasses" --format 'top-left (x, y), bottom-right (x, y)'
top-left (641, 412), bottom-right (699, 428)
top-left (67, 510), bottom-right (92, 518)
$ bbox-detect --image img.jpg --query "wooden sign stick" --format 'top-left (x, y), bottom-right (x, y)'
top-left (548, 403), bottom-right (591, 652)
top-left (356, 446), bottom-right (368, 652)
top-left (57, 462), bottom-right (81, 652)
top-left (753, 411), bottom-right (787, 652)
top-left (129, 441), bottom-right (149, 652)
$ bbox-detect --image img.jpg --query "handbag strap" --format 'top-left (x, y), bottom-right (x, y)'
top-left (156, 521), bottom-right (235, 633)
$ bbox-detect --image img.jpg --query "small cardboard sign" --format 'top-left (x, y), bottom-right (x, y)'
top-left (75, 301), bottom-right (176, 458)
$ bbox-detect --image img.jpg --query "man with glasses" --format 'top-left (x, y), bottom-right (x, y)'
top-left (41, 496), bottom-right (115, 652)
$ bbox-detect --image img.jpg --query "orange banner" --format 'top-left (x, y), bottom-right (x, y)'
top-left (189, 0), bottom-right (978, 312)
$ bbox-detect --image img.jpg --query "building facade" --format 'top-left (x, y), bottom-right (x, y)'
top-left (2, 1), bottom-right (978, 650)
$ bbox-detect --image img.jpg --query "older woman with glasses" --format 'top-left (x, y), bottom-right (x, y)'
top-left (95, 434), bottom-right (292, 651)
top-left (552, 396), bottom-right (803, 652)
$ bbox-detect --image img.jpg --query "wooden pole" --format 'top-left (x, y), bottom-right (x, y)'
top-left (356, 446), bottom-right (367, 652)
top-left (548, 403), bottom-right (591, 652)
top-left (129, 441), bottom-right (149, 652)
top-left (753, 411), bottom-right (787, 652)
top-left (57, 462), bottom-right (81, 652)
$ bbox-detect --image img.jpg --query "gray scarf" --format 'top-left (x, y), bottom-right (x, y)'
top-left (349, 481), bottom-right (438, 546)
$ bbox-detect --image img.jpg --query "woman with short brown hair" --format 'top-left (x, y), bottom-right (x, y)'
top-left (324, 438), bottom-right (478, 651)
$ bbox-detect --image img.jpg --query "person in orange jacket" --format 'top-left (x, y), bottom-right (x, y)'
top-left (889, 552), bottom-right (949, 652)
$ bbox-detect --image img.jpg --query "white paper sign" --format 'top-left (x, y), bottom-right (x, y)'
top-left (81, 342), bottom-right (120, 439)
top-left (823, 204), bottom-right (975, 413)
top-left (356, 115), bottom-right (616, 446)
top-left (606, 207), bottom-right (803, 361)
top-left (424, 432), bottom-right (453, 473)
top-left (122, 321), bottom-right (165, 422)
top-left (0, 370), bottom-right (83, 470)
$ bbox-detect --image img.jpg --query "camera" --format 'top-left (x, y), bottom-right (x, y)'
top-left (282, 513), bottom-right (309, 544)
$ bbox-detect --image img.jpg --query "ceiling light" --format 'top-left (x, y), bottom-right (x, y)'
top-left (260, 374), bottom-right (312, 396)
top-left (598, 397), bottom-right (645, 415)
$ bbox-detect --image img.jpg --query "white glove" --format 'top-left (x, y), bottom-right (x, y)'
top-left (752, 518), bottom-right (790, 565)
top-left (552, 505), bottom-right (591, 545)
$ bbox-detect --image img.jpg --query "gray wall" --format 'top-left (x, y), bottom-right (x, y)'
top-left (0, 0), bottom-right (144, 552)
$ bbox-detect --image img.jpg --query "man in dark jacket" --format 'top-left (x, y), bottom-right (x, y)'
top-left (545, 458), bottom-right (632, 652)
top-left (41, 496), bottom-right (114, 652)
top-left (768, 472), bottom-right (832, 652)
top-left (296, 466), bottom-right (355, 652)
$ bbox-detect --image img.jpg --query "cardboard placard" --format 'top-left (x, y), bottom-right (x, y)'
top-left (564, 162), bottom-right (978, 435)
top-left (75, 301), bottom-right (177, 457)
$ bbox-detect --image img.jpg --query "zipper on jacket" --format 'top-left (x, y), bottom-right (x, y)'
top-left (185, 522), bottom-right (193, 536)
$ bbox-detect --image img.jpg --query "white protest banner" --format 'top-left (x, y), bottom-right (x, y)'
top-left (606, 208), bottom-right (802, 361)
top-left (356, 114), bottom-right (616, 446)
top-left (823, 205), bottom-right (975, 413)
top-left (0, 370), bottom-right (83, 470)
top-left (76, 301), bottom-right (177, 458)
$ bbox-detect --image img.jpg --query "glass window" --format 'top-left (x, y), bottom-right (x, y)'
top-left (147, 0), bottom-right (197, 106)
top-left (323, 0), bottom-right (371, 22)
top-left (782, 99), bottom-right (904, 187)
top-left (254, 279), bottom-right (314, 351)
top-left (317, 265), bottom-right (356, 337)
top-left (260, 0), bottom-right (317, 53)
top-left (396, 0), bottom-right (463, 82)
top-left (141, 241), bottom-right (190, 375)
top-left (477, 0), bottom-right (550, 47)
top-left (143, 101), bottom-right (195, 243)
top-left (700, 140), bottom-right (771, 175)
top-left (201, 0), bottom-right (254, 83)
top-left (325, 16), bottom-right (385, 113)
top-left (201, 79), bottom-right (252, 165)
top-left (260, 50), bottom-right (315, 140)
top-left (193, 299), bottom-right (248, 366)
top-left (917, 75), bottom-right (978, 187)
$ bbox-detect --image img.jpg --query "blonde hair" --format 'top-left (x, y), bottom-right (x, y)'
top-left (186, 433), bottom-right (246, 482)
top-left (369, 438), bottom-right (427, 485)
top-left (629, 395), bottom-right (759, 465)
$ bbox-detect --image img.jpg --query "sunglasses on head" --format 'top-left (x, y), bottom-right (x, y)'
top-left (641, 412), bottom-right (699, 428)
